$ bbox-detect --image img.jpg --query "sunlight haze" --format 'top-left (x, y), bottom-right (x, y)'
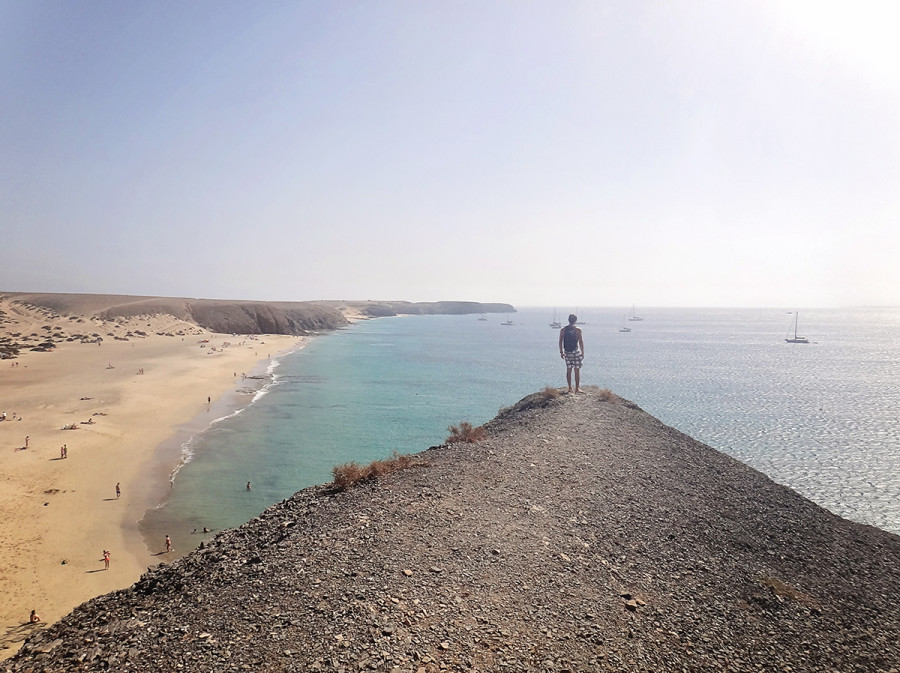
top-left (2, 1), bottom-right (897, 308)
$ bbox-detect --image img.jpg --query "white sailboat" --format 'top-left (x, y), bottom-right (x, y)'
top-left (549, 307), bottom-right (561, 329)
top-left (785, 311), bottom-right (809, 344)
top-left (627, 304), bottom-right (644, 321)
top-left (501, 314), bottom-right (515, 325)
top-left (619, 314), bottom-right (632, 332)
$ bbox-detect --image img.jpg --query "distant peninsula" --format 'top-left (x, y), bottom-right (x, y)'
top-left (9, 389), bottom-right (900, 671)
top-left (0, 292), bottom-right (516, 340)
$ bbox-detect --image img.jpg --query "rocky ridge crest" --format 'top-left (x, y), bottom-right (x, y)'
top-left (8, 390), bottom-right (900, 672)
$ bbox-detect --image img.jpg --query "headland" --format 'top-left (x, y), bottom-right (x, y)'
top-left (7, 388), bottom-right (900, 671)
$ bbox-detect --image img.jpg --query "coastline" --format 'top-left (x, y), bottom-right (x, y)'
top-left (135, 338), bottom-right (310, 559)
top-left (0, 297), bottom-right (301, 656)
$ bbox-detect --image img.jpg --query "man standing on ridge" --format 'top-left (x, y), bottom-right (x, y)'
top-left (559, 314), bottom-right (584, 393)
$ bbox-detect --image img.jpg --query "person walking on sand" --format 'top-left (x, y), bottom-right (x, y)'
top-left (103, 549), bottom-right (110, 570)
top-left (25, 435), bottom-right (29, 449)
top-left (115, 482), bottom-right (121, 499)
top-left (559, 314), bottom-right (585, 393)
top-left (165, 535), bottom-right (172, 553)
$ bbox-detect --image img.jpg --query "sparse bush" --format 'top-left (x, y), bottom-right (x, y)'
top-left (595, 388), bottom-right (618, 403)
top-left (331, 451), bottom-right (421, 491)
top-left (538, 386), bottom-right (562, 402)
top-left (445, 421), bottom-right (486, 444)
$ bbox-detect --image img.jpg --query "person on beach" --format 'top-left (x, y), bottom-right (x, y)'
top-left (246, 481), bottom-right (252, 491)
top-left (25, 435), bottom-right (29, 449)
top-left (103, 550), bottom-right (110, 570)
top-left (115, 482), bottom-right (121, 499)
top-left (29, 610), bottom-right (41, 623)
top-left (559, 314), bottom-right (585, 394)
top-left (165, 535), bottom-right (172, 553)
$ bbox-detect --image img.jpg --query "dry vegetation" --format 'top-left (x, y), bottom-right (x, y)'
top-left (595, 387), bottom-right (618, 402)
top-left (538, 386), bottom-right (562, 402)
top-left (331, 452), bottom-right (422, 491)
top-left (445, 421), bottom-right (487, 444)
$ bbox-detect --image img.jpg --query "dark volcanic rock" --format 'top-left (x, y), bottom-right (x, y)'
top-left (8, 389), bottom-right (900, 672)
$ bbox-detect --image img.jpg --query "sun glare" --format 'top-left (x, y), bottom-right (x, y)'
top-left (772, 0), bottom-right (900, 92)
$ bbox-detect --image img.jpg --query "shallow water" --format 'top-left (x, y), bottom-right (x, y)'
top-left (141, 307), bottom-right (900, 553)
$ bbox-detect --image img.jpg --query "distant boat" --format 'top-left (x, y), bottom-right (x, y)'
top-left (477, 314), bottom-right (488, 321)
top-left (619, 314), bottom-right (632, 332)
top-left (501, 315), bottom-right (515, 325)
top-left (785, 311), bottom-right (809, 344)
top-left (549, 307), bottom-right (561, 329)
top-left (627, 304), bottom-right (644, 321)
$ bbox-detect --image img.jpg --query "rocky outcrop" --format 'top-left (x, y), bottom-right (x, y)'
top-left (8, 389), bottom-right (900, 672)
top-left (183, 301), bottom-right (347, 335)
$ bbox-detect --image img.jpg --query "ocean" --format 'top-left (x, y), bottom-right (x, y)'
top-left (140, 307), bottom-right (900, 554)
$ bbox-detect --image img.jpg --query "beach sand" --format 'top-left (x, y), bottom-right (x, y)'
top-left (0, 296), bottom-right (300, 656)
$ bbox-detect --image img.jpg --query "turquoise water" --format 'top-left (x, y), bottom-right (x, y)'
top-left (141, 307), bottom-right (900, 552)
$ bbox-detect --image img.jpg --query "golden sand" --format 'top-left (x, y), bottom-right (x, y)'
top-left (0, 297), bottom-right (301, 655)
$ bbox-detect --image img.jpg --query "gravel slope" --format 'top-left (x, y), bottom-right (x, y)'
top-left (9, 389), bottom-right (900, 672)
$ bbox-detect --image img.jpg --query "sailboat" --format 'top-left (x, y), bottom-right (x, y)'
top-left (785, 311), bottom-right (809, 344)
top-left (501, 314), bottom-right (515, 326)
top-left (477, 314), bottom-right (488, 321)
top-left (619, 314), bottom-right (632, 333)
top-left (549, 307), bottom-right (561, 329)
top-left (627, 304), bottom-right (644, 321)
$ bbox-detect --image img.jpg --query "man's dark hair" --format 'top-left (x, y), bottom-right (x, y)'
top-left (568, 314), bottom-right (577, 324)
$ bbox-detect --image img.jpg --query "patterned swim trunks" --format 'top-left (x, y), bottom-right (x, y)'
top-left (564, 350), bottom-right (583, 368)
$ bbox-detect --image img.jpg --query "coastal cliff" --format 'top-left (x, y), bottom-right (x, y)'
top-left (9, 389), bottom-right (900, 672)
top-left (0, 293), bottom-right (515, 338)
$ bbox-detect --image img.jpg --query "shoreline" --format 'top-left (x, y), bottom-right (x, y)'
top-left (0, 297), bottom-right (302, 657)
top-left (135, 339), bottom-right (310, 559)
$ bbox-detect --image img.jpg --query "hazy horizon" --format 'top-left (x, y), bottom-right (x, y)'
top-left (3, 2), bottom-right (898, 309)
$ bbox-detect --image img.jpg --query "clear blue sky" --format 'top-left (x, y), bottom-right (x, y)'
top-left (2, 1), bottom-right (897, 307)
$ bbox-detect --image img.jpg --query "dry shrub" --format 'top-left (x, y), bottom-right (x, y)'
top-left (445, 421), bottom-right (487, 444)
top-left (538, 386), bottom-right (562, 402)
top-left (595, 388), bottom-right (618, 403)
top-left (331, 451), bottom-right (421, 491)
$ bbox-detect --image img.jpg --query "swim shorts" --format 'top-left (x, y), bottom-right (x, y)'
top-left (564, 350), bottom-right (583, 368)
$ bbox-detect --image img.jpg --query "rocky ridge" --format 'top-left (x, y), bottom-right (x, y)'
top-left (8, 390), bottom-right (900, 672)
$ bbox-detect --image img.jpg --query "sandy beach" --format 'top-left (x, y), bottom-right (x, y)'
top-left (0, 295), bottom-right (300, 656)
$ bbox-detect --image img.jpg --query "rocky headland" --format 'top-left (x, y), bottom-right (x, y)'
top-left (0, 293), bottom-right (515, 348)
top-left (8, 389), bottom-right (900, 672)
